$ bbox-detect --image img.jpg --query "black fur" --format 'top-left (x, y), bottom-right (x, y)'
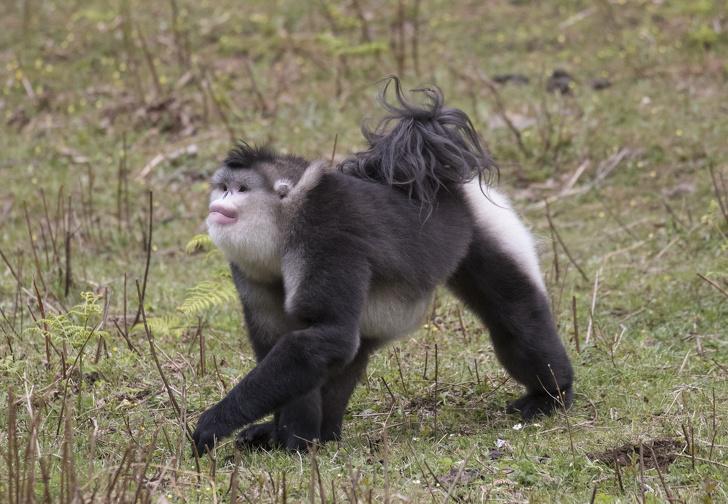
top-left (339, 76), bottom-right (497, 210)
top-left (448, 233), bottom-right (573, 417)
top-left (225, 142), bottom-right (308, 171)
top-left (224, 142), bottom-right (278, 168)
top-left (192, 81), bottom-right (573, 454)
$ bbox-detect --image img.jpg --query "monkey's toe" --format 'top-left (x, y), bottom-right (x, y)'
top-left (506, 387), bottom-right (573, 421)
top-left (235, 422), bottom-right (277, 451)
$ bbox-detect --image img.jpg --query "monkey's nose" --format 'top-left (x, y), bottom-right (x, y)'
top-left (208, 201), bottom-right (238, 225)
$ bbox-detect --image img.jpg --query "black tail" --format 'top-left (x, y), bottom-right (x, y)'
top-left (340, 76), bottom-right (496, 208)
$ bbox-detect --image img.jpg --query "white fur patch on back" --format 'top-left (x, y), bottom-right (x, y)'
top-left (462, 180), bottom-right (546, 292)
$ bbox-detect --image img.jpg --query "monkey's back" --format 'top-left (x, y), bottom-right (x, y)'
top-left (289, 171), bottom-right (474, 301)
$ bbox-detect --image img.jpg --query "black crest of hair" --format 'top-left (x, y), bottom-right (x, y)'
top-left (224, 142), bottom-right (277, 169)
top-left (224, 141), bottom-right (307, 170)
top-left (339, 76), bottom-right (497, 209)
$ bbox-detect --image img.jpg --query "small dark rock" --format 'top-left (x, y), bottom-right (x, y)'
top-left (6, 108), bottom-right (30, 130)
top-left (493, 73), bottom-right (530, 85)
top-left (546, 69), bottom-right (574, 95)
top-left (489, 448), bottom-right (504, 460)
top-left (83, 371), bottom-right (103, 385)
top-left (591, 78), bottom-right (612, 90)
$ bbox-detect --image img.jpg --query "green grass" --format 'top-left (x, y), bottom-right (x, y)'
top-left (1, 0), bottom-right (727, 502)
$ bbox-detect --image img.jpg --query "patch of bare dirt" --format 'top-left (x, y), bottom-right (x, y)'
top-left (588, 438), bottom-right (684, 470)
top-left (439, 466), bottom-right (485, 486)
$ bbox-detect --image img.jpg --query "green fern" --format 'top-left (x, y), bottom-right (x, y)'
top-left (138, 235), bottom-right (238, 335)
top-left (316, 32), bottom-right (386, 58)
top-left (178, 279), bottom-right (238, 316)
top-left (144, 315), bottom-right (187, 337)
top-left (185, 234), bottom-right (214, 255)
top-left (26, 291), bottom-right (109, 349)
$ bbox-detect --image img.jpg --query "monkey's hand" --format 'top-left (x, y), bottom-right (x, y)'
top-left (506, 385), bottom-right (574, 421)
top-left (192, 401), bottom-right (237, 455)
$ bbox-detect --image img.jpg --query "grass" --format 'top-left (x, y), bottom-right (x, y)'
top-left (1, 0), bottom-right (727, 502)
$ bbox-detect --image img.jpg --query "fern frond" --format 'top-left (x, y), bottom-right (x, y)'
top-left (27, 291), bottom-right (108, 348)
top-left (145, 315), bottom-right (187, 337)
top-left (178, 279), bottom-right (237, 316)
top-left (185, 234), bottom-right (214, 255)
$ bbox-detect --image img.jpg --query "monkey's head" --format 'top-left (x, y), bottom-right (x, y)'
top-left (207, 143), bottom-right (323, 281)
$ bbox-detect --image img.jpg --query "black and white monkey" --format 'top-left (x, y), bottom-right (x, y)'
top-left (192, 78), bottom-right (573, 454)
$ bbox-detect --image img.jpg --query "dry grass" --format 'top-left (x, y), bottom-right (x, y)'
top-left (1, 0), bottom-right (727, 501)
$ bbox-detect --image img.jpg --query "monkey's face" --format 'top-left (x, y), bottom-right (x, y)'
top-left (207, 167), bottom-right (284, 281)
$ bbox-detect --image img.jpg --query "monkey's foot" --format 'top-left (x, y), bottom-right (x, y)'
top-left (235, 422), bottom-right (277, 451)
top-left (506, 386), bottom-right (573, 421)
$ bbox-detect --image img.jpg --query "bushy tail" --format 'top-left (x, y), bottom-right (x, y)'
top-left (339, 76), bottom-right (496, 208)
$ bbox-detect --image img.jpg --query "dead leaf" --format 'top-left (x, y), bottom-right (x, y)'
top-left (662, 182), bottom-right (696, 199)
top-left (56, 145), bottom-right (91, 165)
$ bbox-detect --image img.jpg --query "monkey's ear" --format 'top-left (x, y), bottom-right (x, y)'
top-left (274, 179), bottom-right (292, 198)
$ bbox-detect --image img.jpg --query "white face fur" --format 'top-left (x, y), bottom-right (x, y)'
top-left (207, 168), bottom-right (284, 282)
top-left (206, 161), bottom-right (327, 283)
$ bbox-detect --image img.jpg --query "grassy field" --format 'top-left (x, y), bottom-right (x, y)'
top-left (1, 0), bottom-right (727, 502)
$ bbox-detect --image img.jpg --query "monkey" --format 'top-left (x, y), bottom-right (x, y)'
top-left (192, 77), bottom-right (573, 454)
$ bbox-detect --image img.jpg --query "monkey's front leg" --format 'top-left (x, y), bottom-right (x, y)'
top-left (192, 323), bottom-right (359, 454)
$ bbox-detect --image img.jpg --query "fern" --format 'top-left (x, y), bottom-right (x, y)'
top-left (178, 279), bottom-right (237, 316)
top-left (185, 234), bottom-right (214, 255)
top-left (26, 291), bottom-right (109, 350)
top-left (316, 33), bottom-right (386, 58)
top-left (145, 315), bottom-right (187, 337)
top-left (336, 41), bottom-right (387, 57)
top-left (140, 235), bottom-right (238, 334)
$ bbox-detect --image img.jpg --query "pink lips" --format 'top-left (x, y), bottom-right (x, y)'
top-left (208, 201), bottom-right (238, 225)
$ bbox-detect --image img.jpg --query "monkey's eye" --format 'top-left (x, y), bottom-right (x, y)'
top-left (220, 184), bottom-right (228, 192)
top-left (238, 185), bottom-right (248, 193)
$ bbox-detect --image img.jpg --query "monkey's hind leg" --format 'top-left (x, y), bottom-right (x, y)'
top-left (235, 390), bottom-right (323, 452)
top-left (448, 234), bottom-right (574, 420)
top-left (235, 421), bottom-right (278, 451)
top-left (275, 389), bottom-right (323, 452)
top-left (320, 343), bottom-right (372, 442)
